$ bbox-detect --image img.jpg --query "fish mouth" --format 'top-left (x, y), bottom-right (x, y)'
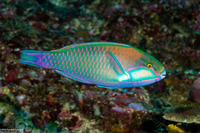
top-left (160, 70), bottom-right (166, 79)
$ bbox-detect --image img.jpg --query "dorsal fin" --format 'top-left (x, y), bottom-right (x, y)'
top-left (51, 42), bottom-right (132, 52)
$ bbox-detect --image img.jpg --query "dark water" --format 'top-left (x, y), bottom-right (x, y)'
top-left (0, 0), bottom-right (200, 132)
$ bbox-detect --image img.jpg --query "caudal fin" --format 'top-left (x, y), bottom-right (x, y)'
top-left (20, 50), bottom-right (48, 68)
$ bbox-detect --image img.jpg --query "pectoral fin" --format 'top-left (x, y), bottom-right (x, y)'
top-left (107, 51), bottom-right (127, 75)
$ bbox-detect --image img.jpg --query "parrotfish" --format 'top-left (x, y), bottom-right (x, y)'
top-left (20, 42), bottom-right (166, 89)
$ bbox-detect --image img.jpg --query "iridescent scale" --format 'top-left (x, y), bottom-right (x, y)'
top-left (39, 42), bottom-right (143, 88)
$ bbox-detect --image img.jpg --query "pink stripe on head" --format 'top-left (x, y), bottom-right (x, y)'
top-left (95, 51), bottom-right (97, 56)
top-left (72, 57), bottom-right (74, 61)
top-left (80, 57), bottom-right (83, 61)
top-left (65, 56), bottom-right (66, 60)
top-left (59, 53), bottom-right (61, 56)
top-left (70, 62), bottom-right (72, 66)
top-left (84, 57), bottom-right (86, 62)
top-left (61, 57), bottom-right (63, 60)
top-left (58, 60), bottom-right (60, 64)
top-left (67, 66), bottom-right (69, 70)
top-left (62, 61), bottom-right (64, 65)
top-left (53, 56), bottom-right (55, 59)
top-left (96, 63), bottom-right (99, 68)
top-left (89, 62), bottom-right (91, 67)
top-left (59, 65), bottom-right (61, 68)
top-left (98, 46), bottom-right (100, 51)
top-left (91, 51), bottom-right (93, 56)
top-left (86, 68), bottom-right (88, 72)
top-left (86, 47), bottom-right (88, 51)
top-left (91, 56), bottom-right (94, 62)
top-left (82, 67), bottom-right (84, 72)
top-left (87, 73), bottom-right (89, 77)
top-left (74, 49), bottom-right (75, 52)
top-left (78, 67), bottom-right (80, 71)
top-left (57, 56), bottom-right (59, 60)
top-left (127, 66), bottom-right (160, 77)
top-left (66, 61), bottom-right (68, 65)
top-left (87, 51), bottom-right (89, 56)
top-left (74, 62), bottom-right (76, 66)
top-left (90, 46), bottom-right (92, 51)
top-left (92, 63), bottom-right (95, 68)
top-left (54, 60), bottom-right (56, 63)
top-left (75, 52), bottom-right (77, 57)
top-left (62, 52), bottom-right (65, 56)
top-left (83, 52), bottom-right (85, 56)
top-left (77, 62), bottom-right (79, 66)
top-left (48, 55), bottom-right (50, 59)
top-left (67, 51), bottom-right (69, 56)
top-left (55, 53), bottom-right (57, 56)
top-left (82, 47), bottom-right (84, 51)
top-left (50, 59), bottom-right (52, 63)
top-left (51, 53), bottom-right (53, 56)
top-left (78, 48), bottom-right (80, 52)
top-left (93, 46), bottom-right (96, 51)
top-left (81, 62), bottom-right (83, 67)
top-left (96, 57), bottom-right (98, 62)
top-left (71, 67), bottom-right (73, 71)
top-left (69, 56), bottom-right (71, 60)
top-left (76, 57), bottom-right (78, 62)
top-left (63, 65), bottom-right (65, 69)
top-left (79, 52), bottom-right (81, 56)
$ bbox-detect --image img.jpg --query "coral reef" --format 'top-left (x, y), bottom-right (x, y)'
top-left (163, 107), bottom-right (200, 124)
top-left (0, 0), bottom-right (199, 132)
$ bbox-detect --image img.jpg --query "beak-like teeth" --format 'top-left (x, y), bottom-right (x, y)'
top-left (160, 70), bottom-right (166, 79)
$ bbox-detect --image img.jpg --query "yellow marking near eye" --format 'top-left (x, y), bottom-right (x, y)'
top-left (147, 63), bottom-right (152, 68)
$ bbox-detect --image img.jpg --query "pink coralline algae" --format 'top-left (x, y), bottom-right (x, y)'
top-left (57, 111), bottom-right (72, 120)
top-left (187, 78), bottom-right (200, 103)
top-left (101, 88), bottom-right (153, 131)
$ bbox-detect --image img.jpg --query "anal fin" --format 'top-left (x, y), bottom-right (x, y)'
top-left (97, 85), bottom-right (119, 89)
top-left (54, 69), bottom-right (91, 84)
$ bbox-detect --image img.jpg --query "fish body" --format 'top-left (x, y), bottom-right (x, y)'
top-left (20, 42), bottom-right (166, 88)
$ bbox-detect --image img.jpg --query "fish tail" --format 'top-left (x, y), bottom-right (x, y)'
top-left (20, 50), bottom-right (49, 68)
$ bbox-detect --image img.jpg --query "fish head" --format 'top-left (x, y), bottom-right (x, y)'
top-left (127, 51), bottom-right (166, 87)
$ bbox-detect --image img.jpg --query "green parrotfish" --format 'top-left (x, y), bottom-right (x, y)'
top-left (20, 42), bottom-right (166, 89)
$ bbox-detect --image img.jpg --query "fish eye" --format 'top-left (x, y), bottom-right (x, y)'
top-left (147, 63), bottom-right (152, 69)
